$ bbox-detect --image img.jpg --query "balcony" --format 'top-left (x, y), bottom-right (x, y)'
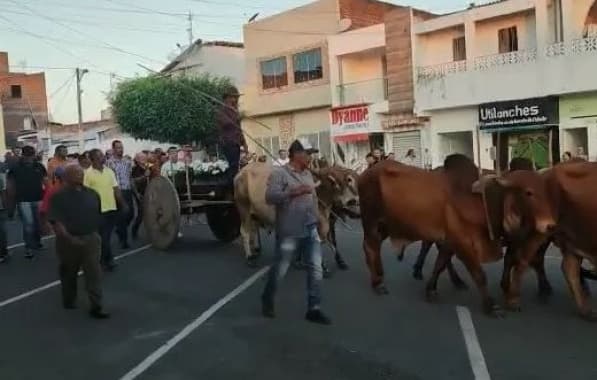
top-left (336, 78), bottom-right (388, 108)
top-left (415, 37), bottom-right (597, 111)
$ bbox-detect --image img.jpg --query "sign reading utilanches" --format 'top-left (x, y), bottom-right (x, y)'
top-left (330, 104), bottom-right (370, 137)
top-left (478, 96), bottom-right (559, 130)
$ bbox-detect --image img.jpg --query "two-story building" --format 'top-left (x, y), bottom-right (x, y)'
top-left (327, 6), bottom-right (437, 169)
top-left (242, 0), bottom-right (397, 159)
top-left (414, 0), bottom-right (597, 169)
top-left (0, 52), bottom-right (48, 149)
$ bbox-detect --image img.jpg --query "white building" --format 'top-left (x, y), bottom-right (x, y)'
top-left (161, 39), bottom-right (245, 87)
top-left (414, 0), bottom-right (597, 169)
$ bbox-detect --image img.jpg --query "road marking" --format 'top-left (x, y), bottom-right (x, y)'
top-left (456, 306), bottom-right (492, 380)
top-left (0, 244), bottom-right (151, 309)
top-left (7, 235), bottom-right (55, 250)
top-left (120, 266), bottom-right (269, 380)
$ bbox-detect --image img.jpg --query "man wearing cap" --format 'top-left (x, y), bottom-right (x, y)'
top-left (261, 138), bottom-right (331, 325)
top-left (216, 85), bottom-right (247, 181)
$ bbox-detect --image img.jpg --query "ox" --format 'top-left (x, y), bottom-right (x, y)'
top-left (358, 154), bottom-right (555, 316)
top-left (234, 162), bottom-right (359, 269)
top-left (503, 161), bottom-right (597, 320)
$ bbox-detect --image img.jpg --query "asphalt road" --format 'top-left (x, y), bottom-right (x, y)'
top-left (0, 220), bottom-right (596, 380)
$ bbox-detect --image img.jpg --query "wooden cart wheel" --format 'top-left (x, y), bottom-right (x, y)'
top-left (143, 176), bottom-right (181, 250)
top-left (206, 204), bottom-right (241, 243)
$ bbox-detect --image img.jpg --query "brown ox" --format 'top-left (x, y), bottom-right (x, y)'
top-left (505, 161), bottom-right (597, 320)
top-left (234, 162), bottom-right (359, 269)
top-left (358, 154), bottom-right (555, 316)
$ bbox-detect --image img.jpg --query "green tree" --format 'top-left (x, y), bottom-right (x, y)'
top-left (110, 74), bottom-right (233, 145)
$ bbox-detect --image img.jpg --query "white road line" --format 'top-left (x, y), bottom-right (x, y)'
top-left (456, 306), bottom-right (492, 380)
top-left (120, 266), bottom-right (269, 380)
top-left (7, 235), bottom-right (55, 250)
top-left (0, 244), bottom-right (152, 309)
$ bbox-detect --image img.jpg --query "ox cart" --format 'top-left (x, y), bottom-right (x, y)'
top-left (142, 166), bottom-right (241, 250)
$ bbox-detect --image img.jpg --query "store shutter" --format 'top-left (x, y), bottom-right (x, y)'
top-left (392, 130), bottom-right (422, 167)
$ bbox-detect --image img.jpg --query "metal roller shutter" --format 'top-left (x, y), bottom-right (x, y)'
top-left (391, 130), bottom-right (422, 167)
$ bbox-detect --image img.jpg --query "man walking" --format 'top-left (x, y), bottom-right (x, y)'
top-left (106, 140), bottom-right (133, 249)
top-left (7, 146), bottom-right (47, 259)
top-left (273, 149), bottom-right (289, 167)
top-left (84, 149), bottom-right (126, 272)
top-left (261, 139), bottom-right (331, 325)
top-left (216, 85), bottom-right (247, 181)
top-left (49, 165), bottom-right (109, 319)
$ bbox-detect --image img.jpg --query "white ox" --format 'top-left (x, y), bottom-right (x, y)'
top-left (234, 162), bottom-right (360, 268)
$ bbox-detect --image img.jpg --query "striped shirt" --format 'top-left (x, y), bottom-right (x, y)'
top-left (107, 157), bottom-right (132, 190)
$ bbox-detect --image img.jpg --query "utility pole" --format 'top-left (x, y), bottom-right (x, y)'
top-left (76, 68), bottom-right (88, 152)
top-left (187, 11), bottom-right (193, 46)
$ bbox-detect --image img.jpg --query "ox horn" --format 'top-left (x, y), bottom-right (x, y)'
top-left (471, 174), bottom-right (498, 193)
top-left (314, 180), bottom-right (321, 188)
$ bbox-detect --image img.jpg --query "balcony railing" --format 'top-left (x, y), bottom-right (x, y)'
top-left (336, 78), bottom-right (388, 106)
top-left (417, 36), bottom-right (597, 83)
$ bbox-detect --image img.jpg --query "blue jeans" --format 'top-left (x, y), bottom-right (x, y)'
top-left (17, 202), bottom-right (42, 251)
top-left (262, 226), bottom-right (323, 310)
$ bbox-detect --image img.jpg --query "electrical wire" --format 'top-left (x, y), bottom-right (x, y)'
top-left (49, 74), bottom-right (76, 120)
top-left (6, 0), bottom-right (167, 65)
top-left (48, 72), bottom-right (76, 99)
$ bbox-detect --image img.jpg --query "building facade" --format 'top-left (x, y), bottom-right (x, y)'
top-left (242, 0), bottom-right (395, 160)
top-left (327, 6), bottom-right (437, 169)
top-left (414, 0), bottom-right (597, 169)
top-left (161, 39), bottom-right (245, 87)
top-left (0, 52), bottom-right (48, 149)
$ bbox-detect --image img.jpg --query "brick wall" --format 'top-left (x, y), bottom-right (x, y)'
top-left (338, 0), bottom-right (400, 30)
top-left (384, 7), bottom-right (415, 114)
top-left (0, 63), bottom-right (48, 147)
top-left (0, 52), bottom-right (8, 74)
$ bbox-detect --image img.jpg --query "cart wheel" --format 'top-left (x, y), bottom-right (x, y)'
top-left (143, 176), bottom-right (181, 250)
top-left (206, 205), bottom-right (240, 243)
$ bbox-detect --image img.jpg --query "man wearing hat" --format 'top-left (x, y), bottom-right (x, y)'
top-left (261, 138), bottom-right (331, 325)
top-left (216, 85), bottom-right (247, 181)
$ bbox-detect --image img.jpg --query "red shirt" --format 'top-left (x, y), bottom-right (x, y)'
top-left (40, 184), bottom-right (62, 215)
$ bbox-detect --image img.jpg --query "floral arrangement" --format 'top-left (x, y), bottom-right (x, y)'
top-left (191, 159), bottom-right (230, 176)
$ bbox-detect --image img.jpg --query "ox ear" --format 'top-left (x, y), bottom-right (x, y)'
top-left (471, 174), bottom-right (498, 194)
top-left (502, 191), bottom-right (522, 234)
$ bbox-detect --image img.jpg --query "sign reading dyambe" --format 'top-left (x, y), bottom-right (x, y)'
top-left (330, 105), bottom-right (370, 136)
top-left (479, 97), bottom-right (558, 130)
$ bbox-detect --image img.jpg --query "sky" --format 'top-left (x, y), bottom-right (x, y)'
top-left (0, 0), bottom-right (468, 124)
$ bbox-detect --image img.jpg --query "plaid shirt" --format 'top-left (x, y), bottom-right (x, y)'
top-left (107, 157), bottom-right (132, 190)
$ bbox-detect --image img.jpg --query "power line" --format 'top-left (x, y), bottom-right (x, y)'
top-left (49, 74), bottom-right (76, 121)
top-left (7, 0), bottom-right (167, 65)
top-left (48, 73), bottom-right (76, 99)
top-left (0, 0), bottom-right (189, 17)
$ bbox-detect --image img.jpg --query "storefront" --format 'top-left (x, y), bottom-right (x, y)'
top-left (479, 96), bottom-right (560, 170)
top-left (559, 92), bottom-right (597, 161)
top-left (381, 113), bottom-right (429, 168)
top-left (330, 103), bottom-right (382, 170)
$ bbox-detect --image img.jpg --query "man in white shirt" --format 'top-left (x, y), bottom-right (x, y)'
top-left (273, 149), bottom-right (289, 167)
top-left (161, 147), bottom-right (181, 178)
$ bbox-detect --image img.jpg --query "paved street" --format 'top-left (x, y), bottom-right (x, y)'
top-left (1, 220), bottom-right (596, 380)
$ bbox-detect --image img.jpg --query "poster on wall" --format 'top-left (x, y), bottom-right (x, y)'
top-left (478, 96), bottom-right (559, 130)
top-left (330, 104), bottom-right (370, 142)
top-left (278, 115), bottom-right (294, 149)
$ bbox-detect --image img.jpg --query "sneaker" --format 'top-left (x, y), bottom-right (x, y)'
top-left (0, 254), bottom-right (9, 264)
top-left (261, 297), bottom-right (275, 319)
top-left (305, 309), bottom-right (332, 325)
top-left (102, 261), bottom-right (118, 272)
top-left (177, 232), bottom-right (184, 238)
top-left (25, 251), bottom-right (35, 259)
top-left (89, 309), bottom-right (110, 319)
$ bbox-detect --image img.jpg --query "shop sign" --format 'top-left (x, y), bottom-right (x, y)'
top-left (478, 97), bottom-right (559, 130)
top-left (330, 104), bottom-right (370, 137)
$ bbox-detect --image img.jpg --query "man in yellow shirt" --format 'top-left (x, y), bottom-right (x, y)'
top-left (84, 149), bottom-right (127, 272)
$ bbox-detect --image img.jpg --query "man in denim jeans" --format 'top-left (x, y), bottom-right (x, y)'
top-left (7, 146), bottom-right (47, 259)
top-left (261, 139), bottom-right (331, 325)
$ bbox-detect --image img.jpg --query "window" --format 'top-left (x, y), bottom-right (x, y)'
top-left (10, 85), bottom-right (22, 98)
top-left (297, 131), bottom-right (331, 160)
top-left (452, 37), bottom-right (466, 61)
top-left (293, 48), bottom-right (323, 84)
top-left (260, 57), bottom-right (288, 90)
top-left (255, 136), bottom-right (280, 157)
top-left (498, 27), bottom-right (518, 54)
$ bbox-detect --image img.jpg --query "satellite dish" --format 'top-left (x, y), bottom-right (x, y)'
top-left (338, 18), bottom-right (352, 32)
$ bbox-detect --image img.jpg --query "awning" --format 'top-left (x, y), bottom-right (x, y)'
top-left (333, 133), bottom-right (369, 143)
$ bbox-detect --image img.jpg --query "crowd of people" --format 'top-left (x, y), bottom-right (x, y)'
top-left (364, 147), bottom-right (432, 171)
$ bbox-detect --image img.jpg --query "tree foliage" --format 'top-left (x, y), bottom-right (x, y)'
top-left (110, 74), bottom-right (233, 145)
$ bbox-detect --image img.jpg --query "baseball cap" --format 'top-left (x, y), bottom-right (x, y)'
top-left (288, 138), bottom-right (319, 156)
